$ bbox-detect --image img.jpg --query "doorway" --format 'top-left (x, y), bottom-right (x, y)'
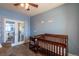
top-left (4, 18), bottom-right (25, 46)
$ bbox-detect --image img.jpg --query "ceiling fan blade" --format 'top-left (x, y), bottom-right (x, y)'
top-left (29, 3), bottom-right (38, 8)
top-left (27, 8), bottom-right (30, 11)
top-left (14, 3), bottom-right (20, 6)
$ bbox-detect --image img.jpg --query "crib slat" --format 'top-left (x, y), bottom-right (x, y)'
top-left (59, 46), bottom-right (61, 56)
top-left (65, 48), bottom-right (67, 56)
top-left (62, 47), bottom-right (64, 56)
top-left (46, 43), bottom-right (48, 55)
top-left (55, 45), bottom-right (56, 55)
top-left (56, 45), bottom-right (58, 55)
top-left (61, 47), bottom-right (62, 56)
top-left (48, 44), bottom-right (50, 55)
top-left (58, 46), bottom-right (59, 55)
top-left (50, 44), bottom-right (52, 55)
top-left (51, 45), bottom-right (54, 55)
top-left (54, 44), bottom-right (55, 55)
top-left (64, 48), bottom-right (65, 56)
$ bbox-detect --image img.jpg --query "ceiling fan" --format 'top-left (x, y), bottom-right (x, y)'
top-left (14, 3), bottom-right (38, 11)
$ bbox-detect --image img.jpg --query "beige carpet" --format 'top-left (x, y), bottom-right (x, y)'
top-left (0, 43), bottom-right (41, 56)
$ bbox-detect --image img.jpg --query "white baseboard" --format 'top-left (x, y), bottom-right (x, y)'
top-left (68, 53), bottom-right (77, 56)
top-left (11, 41), bottom-right (24, 47)
top-left (0, 44), bottom-right (2, 48)
top-left (0, 41), bottom-right (25, 48)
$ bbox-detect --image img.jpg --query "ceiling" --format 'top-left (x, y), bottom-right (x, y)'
top-left (0, 3), bottom-right (64, 16)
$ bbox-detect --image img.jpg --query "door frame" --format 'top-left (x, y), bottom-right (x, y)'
top-left (4, 18), bottom-right (25, 46)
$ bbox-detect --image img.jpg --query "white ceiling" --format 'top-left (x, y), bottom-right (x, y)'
top-left (0, 3), bottom-right (64, 16)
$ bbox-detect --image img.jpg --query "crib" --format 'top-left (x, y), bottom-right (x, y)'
top-left (29, 33), bottom-right (68, 56)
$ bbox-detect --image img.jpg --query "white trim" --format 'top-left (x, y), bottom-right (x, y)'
top-left (68, 53), bottom-right (77, 56)
top-left (11, 41), bottom-right (25, 47)
top-left (3, 18), bottom-right (25, 46)
top-left (3, 18), bottom-right (6, 42)
top-left (3, 18), bottom-right (17, 42)
top-left (0, 44), bottom-right (2, 48)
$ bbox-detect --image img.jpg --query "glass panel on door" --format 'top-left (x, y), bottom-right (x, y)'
top-left (4, 18), bottom-right (25, 46)
top-left (5, 21), bottom-right (15, 43)
top-left (18, 22), bottom-right (24, 42)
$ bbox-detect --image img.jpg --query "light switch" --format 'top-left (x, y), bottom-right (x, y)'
top-left (48, 20), bottom-right (53, 23)
top-left (41, 21), bottom-right (45, 24)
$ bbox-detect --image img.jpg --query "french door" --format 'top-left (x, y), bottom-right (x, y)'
top-left (4, 18), bottom-right (25, 46)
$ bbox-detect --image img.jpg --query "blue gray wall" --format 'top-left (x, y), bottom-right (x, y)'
top-left (30, 4), bottom-right (79, 55)
top-left (0, 8), bottom-right (30, 43)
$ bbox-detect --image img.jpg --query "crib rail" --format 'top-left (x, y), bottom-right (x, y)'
top-left (36, 34), bottom-right (68, 56)
top-left (29, 34), bottom-right (68, 56)
top-left (38, 38), bottom-right (67, 56)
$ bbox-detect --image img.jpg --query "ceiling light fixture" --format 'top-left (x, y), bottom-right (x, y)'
top-left (25, 3), bottom-right (29, 9)
top-left (20, 3), bottom-right (24, 7)
top-left (14, 3), bottom-right (38, 11)
top-left (20, 3), bottom-right (29, 9)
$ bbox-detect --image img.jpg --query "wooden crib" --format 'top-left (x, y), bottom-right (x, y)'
top-left (29, 34), bottom-right (68, 56)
